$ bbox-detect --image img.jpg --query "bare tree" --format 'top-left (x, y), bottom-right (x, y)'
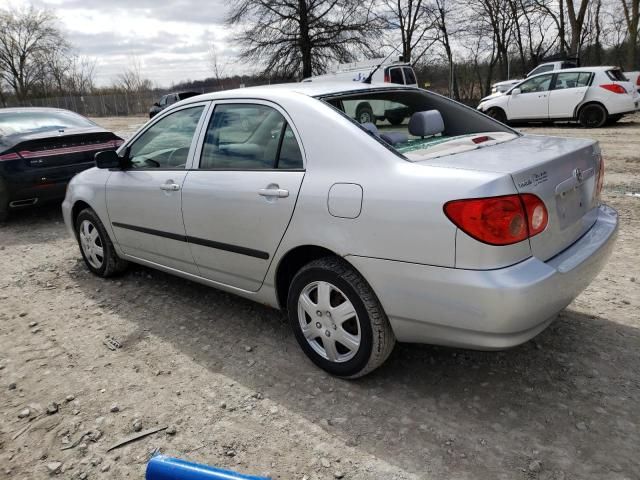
top-left (115, 57), bottom-right (152, 92)
top-left (620, 0), bottom-right (640, 69)
top-left (380, 0), bottom-right (434, 63)
top-left (0, 6), bottom-right (68, 100)
top-left (565, 0), bottom-right (589, 54)
top-left (227, 0), bottom-right (381, 79)
top-left (209, 41), bottom-right (228, 89)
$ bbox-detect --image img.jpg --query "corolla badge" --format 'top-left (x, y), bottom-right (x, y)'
top-left (573, 167), bottom-right (583, 183)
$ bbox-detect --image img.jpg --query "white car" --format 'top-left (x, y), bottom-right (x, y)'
top-left (478, 67), bottom-right (640, 127)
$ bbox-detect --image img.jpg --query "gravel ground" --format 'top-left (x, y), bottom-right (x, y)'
top-left (0, 114), bottom-right (639, 480)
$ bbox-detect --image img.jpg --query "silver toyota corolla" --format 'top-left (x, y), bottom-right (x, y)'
top-left (62, 82), bottom-right (618, 378)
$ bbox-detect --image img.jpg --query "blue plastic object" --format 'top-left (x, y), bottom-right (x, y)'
top-left (146, 455), bottom-right (271, 480)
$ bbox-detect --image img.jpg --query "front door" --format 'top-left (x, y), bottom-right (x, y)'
top-left (106, 103), bottom-right (208, 274)
top-left (508, 73), bottom-right (553, 120)
top-left (181, 101), bottom-right (305, 291)
top-left (548, 71), bottom-right (592, 118)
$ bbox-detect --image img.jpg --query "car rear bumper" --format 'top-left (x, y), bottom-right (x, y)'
top-left (346, 204), bottom-right (618, 349)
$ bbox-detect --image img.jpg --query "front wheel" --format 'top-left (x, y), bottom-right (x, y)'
top-left (287, 257), bottom-right (395, 378)
top-left (579, 104), bottom-right (607, 128)
top-left (75, 208), bottom-right (128, 277)
top-left (486, 107), bottom-right (507, 124)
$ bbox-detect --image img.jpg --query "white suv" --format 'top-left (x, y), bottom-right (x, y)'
top-left (478, 67), bottom-right (640, 127)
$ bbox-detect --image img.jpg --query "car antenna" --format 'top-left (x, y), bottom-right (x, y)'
top-left (363, 47), bottom-right (402, 84)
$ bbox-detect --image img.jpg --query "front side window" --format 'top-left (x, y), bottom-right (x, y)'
top-left (529, 64), bottom-right (554, 76)
top-left (159, 96), bottom-right (168, 106)
top-left (200, 104), bottom-right (303, 170)
top-left (518, 74), bottom-right (553, 94)
top-left (128, 106), bottom-right (204, 169)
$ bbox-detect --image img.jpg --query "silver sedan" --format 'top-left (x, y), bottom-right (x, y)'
top-left (62, 82), bottom-right (618, 378)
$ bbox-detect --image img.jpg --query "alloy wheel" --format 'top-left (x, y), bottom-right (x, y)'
top-left (79, 220), bottom-right (104, 269)
top-left (297, 281), bottom-right (361, 363)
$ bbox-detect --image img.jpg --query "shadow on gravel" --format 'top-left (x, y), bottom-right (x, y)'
top-left (0, 203), bottom-right (66, 246)
top-left (68, 259), bottom-right (640, 478)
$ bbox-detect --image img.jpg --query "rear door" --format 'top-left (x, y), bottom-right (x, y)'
top-left (181, 101), bottom-right (305, 291)
top-left (106, 103), bottom-right (209, 274)
top-left (548, 71), bottom-right (592, 118)
top-left (507, 73), bottom-right (553, 119)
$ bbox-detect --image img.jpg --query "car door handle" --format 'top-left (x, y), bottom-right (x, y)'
top-left (160, 183), bottom-right (180, 191)
top-left (258, 188), bottom-right (289, 198)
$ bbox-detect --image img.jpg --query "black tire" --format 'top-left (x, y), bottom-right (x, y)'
top-left (0, 177), bottom-right (8, 223)
top-left (487, 107), bottom-right (507, 124)
top-left (355, 102), bottom-right (375, 125)
top-left (287, 256), bottom-right (395, 378)
top-left (579, 103), bottom-right (607, 128)
top-left (75, 208), bottom-right (128, 277)
top-left (386, 115), bottom-right (405, 126)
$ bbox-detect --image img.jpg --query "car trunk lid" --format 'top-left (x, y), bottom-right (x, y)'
top-left (9, 128), bottom-right (122, 169)
top-left (413, 134), bottom-right (601, 261)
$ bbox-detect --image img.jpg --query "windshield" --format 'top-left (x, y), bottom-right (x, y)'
top-left (0, 110), bottom-right (96, 137)
top-left (322, 89), bottom-right (516, 160)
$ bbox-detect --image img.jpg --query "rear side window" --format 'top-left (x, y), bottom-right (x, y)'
top-left (606, 69), bottom-right (628, 81)
top-left (403, 67), bottom-right (417, 85)
top-left (200, 104), bottom-right (303, 170)
top-left (388, 67), bottom-right (404, 85)
top-left (553, 72), bottom-right (592, 89)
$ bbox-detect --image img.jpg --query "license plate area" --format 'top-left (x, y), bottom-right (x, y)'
top-left (556, 180), bottom-right (593, 229)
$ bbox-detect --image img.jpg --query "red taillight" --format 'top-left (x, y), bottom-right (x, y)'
top-left (384, 73), bottom-right (390, 83)
top-left (444, 194), bottom-right (548, 246)
top-left (596, 156), bottom-right (605, 200)
top-left (0, 151), bottom-right (21, 161)
top-left (112, 139), bottom-right (124, 147)
top-left (636, 76), bottom-right (640, 87)
top-left (600, 83), bottom-right (627, 94)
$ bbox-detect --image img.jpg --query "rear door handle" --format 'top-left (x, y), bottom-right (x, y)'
top-left (160, 183), bottom-right (180, 191)
top-left (258, 188), bottom-right (289, 198)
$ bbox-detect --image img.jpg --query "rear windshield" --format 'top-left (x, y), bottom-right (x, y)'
top-left (0, 110), bottom-right (95, 137)
top-left (321, 89), bottom-right (516, 159)
top-left (606, 69), bottom-right (628, 82)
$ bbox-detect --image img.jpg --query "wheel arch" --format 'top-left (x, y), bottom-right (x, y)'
top-left (71, 200), bottom-right (93, 230)
top-left (275, 244), bottom-right (362, 310)
top-left (574, 100), bottom-right (608, 119)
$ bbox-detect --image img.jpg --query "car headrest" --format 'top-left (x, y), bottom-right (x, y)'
top-left (361, 122), bottom-right (379, 136)
top-left (408, 110), bottom-right (444, 137)
top-left (380, 132), bottom-right (408, 145)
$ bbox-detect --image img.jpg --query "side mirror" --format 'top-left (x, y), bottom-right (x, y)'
top-left (153, 102), bottom-right (160, 107)
top-left (95, 150), bottom-right (123, 169)
top-left (511, 88), bottom-right (521, 96)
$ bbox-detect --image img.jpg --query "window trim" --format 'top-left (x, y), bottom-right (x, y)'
top-left (118, 101), bottom-right (212, 171)
top-left (193, 98), bottom-right (306, 172)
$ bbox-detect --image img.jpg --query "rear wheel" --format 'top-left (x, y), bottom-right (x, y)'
top-left (287, 257), bottom-right (395, 378)
top-left (75, 208), bottom-right (128, 277)
top-left (487, 107), bottom-right (507, 124)
top-left (355, 102), bottom-right (375, 125)
top-left (579, 104), bottom-right (607, 128)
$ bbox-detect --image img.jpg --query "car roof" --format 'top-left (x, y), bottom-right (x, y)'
top-left (528, 66), bottom-right (620, 77)
top-left (0, 107), bottom-right (78, 114)
top-left (181, 81), bottom-right (413, 103)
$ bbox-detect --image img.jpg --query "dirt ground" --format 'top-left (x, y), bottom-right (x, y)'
top-left (1, 114), bottom-right (639, 480)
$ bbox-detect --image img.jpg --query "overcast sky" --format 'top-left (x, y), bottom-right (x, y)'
top-left (11, 0), bottom-right (243, 87)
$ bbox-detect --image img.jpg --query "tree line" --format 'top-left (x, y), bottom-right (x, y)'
top-left (1, 1), bottom-right (639, 106)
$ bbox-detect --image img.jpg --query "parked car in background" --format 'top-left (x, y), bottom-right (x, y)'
top-left (149, 91), bottom-right (200, 118)
top-left (63, 82), bottom-right (617, 378)
top-left (0, 108), bottom-right (122, 221)
top-left (478, 66), bottom-right (640, 127)
top-left (303, 58), bottom-right (419, 124)
top-left (624, 71), bottom-right (640, 93)
top-left (484, 60), bottom-right (581, 102)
